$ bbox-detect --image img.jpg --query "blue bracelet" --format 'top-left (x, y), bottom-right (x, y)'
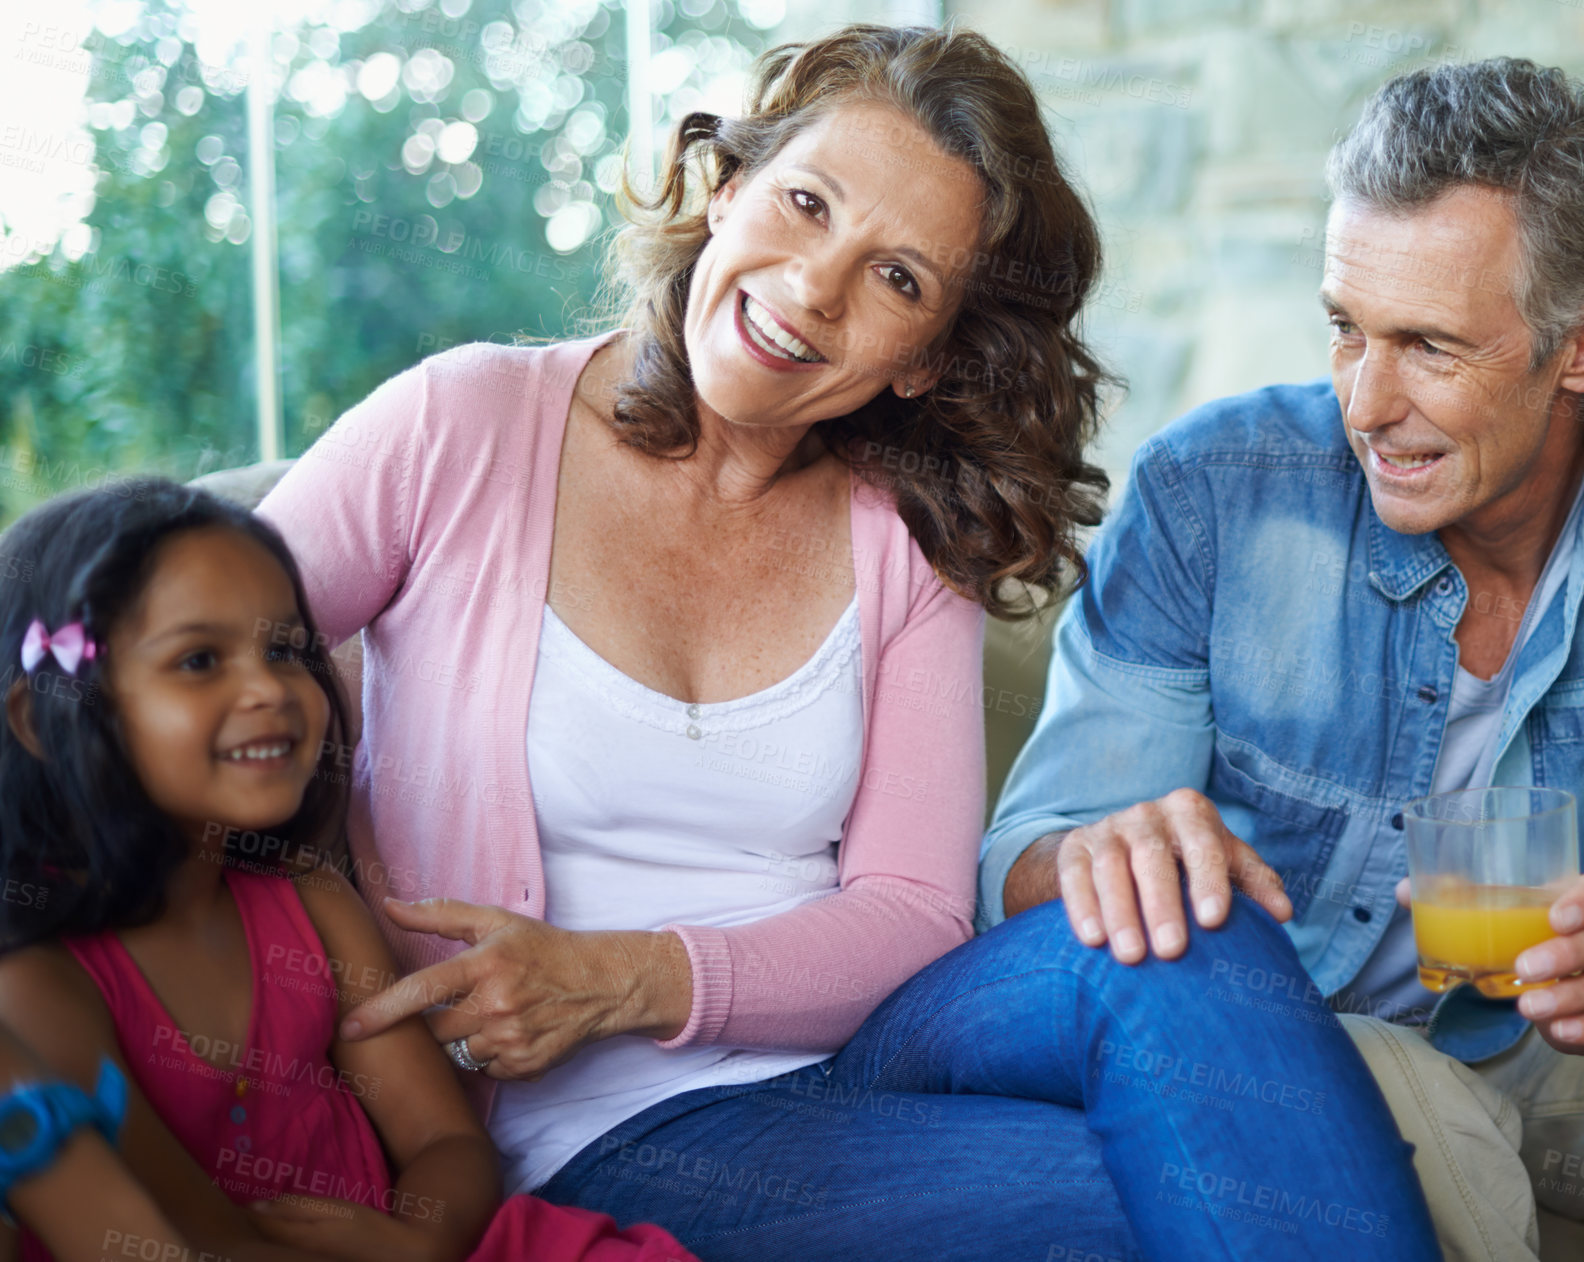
top-left (0, 1057), bottom-right (127, 1224)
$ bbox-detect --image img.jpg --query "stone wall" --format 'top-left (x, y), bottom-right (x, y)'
top-left (944, 0), bottom-right (1584, 484)
top-left (781, 0), bottom-right (1584, 485)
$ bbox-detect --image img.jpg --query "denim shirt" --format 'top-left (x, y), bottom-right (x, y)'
top-left (979, 379), bottom-right (1584, 1063)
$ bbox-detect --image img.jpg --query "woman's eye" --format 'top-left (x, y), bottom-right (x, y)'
top-left (880, 264), bottom-right (920, 299)
top-left (789, 189), bottom-right (825, 219)
top-left (177, 649), bottom-right (217, 672)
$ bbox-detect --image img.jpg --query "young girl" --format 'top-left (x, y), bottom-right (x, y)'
top-left (0, 480), bottom-right (698, 1262)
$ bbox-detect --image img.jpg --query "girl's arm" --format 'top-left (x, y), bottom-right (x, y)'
top-left (0, 948), bottom-right (320, 1262)
top-left (289, 866), bottom-right (500, 1262)
top-left (0, 1016), bottom-right (184, 1261)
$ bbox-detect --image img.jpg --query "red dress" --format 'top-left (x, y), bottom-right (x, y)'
top-left (19, 867), bottom-right (696, 1262)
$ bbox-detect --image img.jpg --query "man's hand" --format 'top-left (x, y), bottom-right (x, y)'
top-left (1394, 874), bottom-right (1584, 1053)
top-left (1005, 788), bottom-right (1292, 964)
top-left (1510, 876), bottom-right (1584, 1052)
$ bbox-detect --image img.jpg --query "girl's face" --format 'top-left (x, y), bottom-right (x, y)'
top-left (105, 527), bottom-right (330, 846)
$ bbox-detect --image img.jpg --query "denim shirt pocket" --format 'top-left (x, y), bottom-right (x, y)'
top-left (1208, 740), bottom-right (1348, 920)
top-left (1528, 679), bottom-right (1584, 808)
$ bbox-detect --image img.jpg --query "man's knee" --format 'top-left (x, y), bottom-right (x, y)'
top-left (1339, 1014), bottom-right (1539, 1259)
top-left (1338, 1014), bottom-right (1519, 1143)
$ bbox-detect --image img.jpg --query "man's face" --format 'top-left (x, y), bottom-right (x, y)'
top-left (1322, 187), bottom-right (1582, 538)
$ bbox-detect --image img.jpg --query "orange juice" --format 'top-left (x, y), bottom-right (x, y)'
top-left (1412, 882), bottom-right (1559, 997)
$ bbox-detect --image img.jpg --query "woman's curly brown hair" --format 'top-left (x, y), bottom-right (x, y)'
top-left (603, 22), bottom-right (1115, 619)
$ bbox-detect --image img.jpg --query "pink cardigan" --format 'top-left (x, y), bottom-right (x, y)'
top-left (257, 334), bottom-right (985, 1115)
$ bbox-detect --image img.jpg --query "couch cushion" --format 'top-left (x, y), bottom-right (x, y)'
top-left (189, 460), bottom-right (299, 511)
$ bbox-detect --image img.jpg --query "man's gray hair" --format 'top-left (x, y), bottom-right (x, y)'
top-left (1327, 57), bottom-right (1584, 369)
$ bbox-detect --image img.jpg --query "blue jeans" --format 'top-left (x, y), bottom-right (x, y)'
top-left (537, 897), bottom-right (1438, 1261)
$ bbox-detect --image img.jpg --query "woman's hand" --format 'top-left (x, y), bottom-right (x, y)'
top-left (248, 1196), bottom-right (445, 1262)
top-left (337, 899), bottom-right (694, 1080)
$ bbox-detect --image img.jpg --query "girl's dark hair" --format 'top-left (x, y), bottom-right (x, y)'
top-left (0, 479), bottom-right (351, 952)
top-left (605, 22), bottom-right (1115, 617)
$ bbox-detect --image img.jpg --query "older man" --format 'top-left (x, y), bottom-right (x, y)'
top-left (982, 57), bottom-right (1584, 1262)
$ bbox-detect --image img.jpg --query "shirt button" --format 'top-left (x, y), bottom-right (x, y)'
top-left (686, 724), bottom-right (701, 740)
top-left (230, 1104), bottom-right (248, 1124)
top-left (686, 703), bottom-right (701, 720)
top-left (1416, 685), bottom-right (1438, 703)
top-left (1352, 906), bottom-right (1372, 923)
top-left (1437, 576), bottom-right (1452, 594)
top-left (1390, 812), bottom-right (1404, 830)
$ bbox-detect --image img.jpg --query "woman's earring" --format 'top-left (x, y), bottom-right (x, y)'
top-left (903, 382), bottom-right (916, 397)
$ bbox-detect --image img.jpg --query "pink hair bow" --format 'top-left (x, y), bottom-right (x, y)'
top-left (20, 620), bottom-right (98, 675)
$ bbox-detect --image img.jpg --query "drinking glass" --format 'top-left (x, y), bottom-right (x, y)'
top-left (1403, 787), bottom-right (1578, 998)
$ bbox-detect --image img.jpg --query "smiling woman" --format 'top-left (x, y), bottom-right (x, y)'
top-left (610, 24), bottom-right (1112, 616)
top-left (247, 21), bottom-right (1435, 1262)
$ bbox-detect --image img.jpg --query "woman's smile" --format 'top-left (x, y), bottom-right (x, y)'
top-left (735, 291), bottom-right (825, 369)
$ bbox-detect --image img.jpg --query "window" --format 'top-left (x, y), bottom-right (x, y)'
top-left (0, 0), bottom-right (779, 526)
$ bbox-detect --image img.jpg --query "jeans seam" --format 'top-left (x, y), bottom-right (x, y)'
top-left (865, 970), bottom-right (1044, 1087)
top-left (1084, 989), bottom-right (1241, 1261)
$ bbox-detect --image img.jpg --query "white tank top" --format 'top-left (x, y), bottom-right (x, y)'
top-left (487, 595), bottom-right (864, 1194)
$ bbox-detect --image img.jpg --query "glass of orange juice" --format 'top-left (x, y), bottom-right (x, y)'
top-left (1403, 787), bottom-right (1577, 998)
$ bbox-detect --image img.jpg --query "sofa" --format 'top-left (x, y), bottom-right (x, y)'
top-left (195, 458), bottom-right (1584, 1260)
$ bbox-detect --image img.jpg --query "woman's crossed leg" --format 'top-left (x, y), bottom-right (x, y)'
top-left (539, 896), bottom-right (1438, 1261)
